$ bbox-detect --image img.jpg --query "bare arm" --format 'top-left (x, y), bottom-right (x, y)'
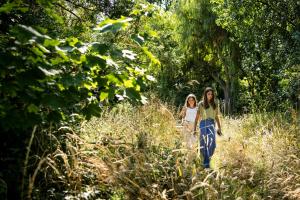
top-left (215, 106), bottom-right (222, 135)
top-left (194, 110), bottom-right (200, 132)
top-left (215, 115), bottom-right (221, 131)
top-left (179, 107), bottom-right (187, 119)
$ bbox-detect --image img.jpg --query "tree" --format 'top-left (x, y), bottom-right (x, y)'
top-left (176, 0), bottom-right (241, 114)
top-left (0, 1), bottom-right (158, 198)
top-left (211, 0), bottom-right (300, 110)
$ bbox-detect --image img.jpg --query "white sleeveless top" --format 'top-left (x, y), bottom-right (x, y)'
top-left (184, 107), bottom-right (198, 123)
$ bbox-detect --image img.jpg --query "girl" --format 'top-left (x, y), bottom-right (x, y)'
top-left (180, 94), bottom-right (198, 150)
top-left (194, 87), bottom-right (222, 168)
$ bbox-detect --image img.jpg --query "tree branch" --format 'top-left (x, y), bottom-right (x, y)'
top-left (64, 0), bottom-right (98, 12)
top-left (54, 2), bottom-right (82, 22)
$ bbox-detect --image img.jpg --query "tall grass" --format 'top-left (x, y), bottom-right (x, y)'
top-left (214, 111), bottom-right (300, 200)
top-left (29, 100), bottom-right (299, 199)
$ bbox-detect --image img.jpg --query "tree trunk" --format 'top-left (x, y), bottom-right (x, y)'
top-left (223, 82), bottom-right (231, 115)
top-left (211, 72), bottom-right (232, 116)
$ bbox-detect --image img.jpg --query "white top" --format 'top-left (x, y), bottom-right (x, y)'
top-left (184, 107), bottom-right (198, 123)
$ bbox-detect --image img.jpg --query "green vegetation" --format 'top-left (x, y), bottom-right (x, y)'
top-left (0, 0), bottom-right (299, 199)
top-left (23, 101), bottom-right (300, 199)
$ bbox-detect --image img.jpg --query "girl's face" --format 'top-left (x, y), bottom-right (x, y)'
top-left (206, 91), bottom-right (213, 102)
top-left (187, 97), bottom-right (195, 107)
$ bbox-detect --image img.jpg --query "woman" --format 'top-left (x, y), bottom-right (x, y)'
top-left (194, 87), bottom-right (222, 168)
top-left (180, 94), bottom-right (198, 150)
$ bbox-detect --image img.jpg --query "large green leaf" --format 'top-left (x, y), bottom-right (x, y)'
top-left (90, 42), bottom-right (109, 54)
top-left (131, 34), bottom-right (145, 46)
top-left (86, 55), bottom-right (106, 68)
top-left (94, 17), bottom-right (133, 33)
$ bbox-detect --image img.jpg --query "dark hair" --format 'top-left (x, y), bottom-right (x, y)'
top-left (202, 87), bottom-right (216, 109)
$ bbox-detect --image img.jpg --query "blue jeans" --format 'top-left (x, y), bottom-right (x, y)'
top-left (199, 118), bottom-right (216, 168)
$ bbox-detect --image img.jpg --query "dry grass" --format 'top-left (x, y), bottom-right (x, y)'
top-left (29, 100), bottom-right (300, 200)
top-left (214, 112), bottom-right (300, 200)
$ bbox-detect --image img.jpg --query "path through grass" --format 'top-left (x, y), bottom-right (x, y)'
top-left (32, 101), bottom-right (300, 199)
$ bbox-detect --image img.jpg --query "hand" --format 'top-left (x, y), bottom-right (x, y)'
top-left (217, 129), bottom-right (222, 136)
top-left (193, 131), bottom-right (197, 136)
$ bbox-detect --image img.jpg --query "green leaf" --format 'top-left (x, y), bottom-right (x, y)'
top-left (38, 67), bottom-right (62, 76)
top-left (37, 44), bottom-right (50, 53)
top-left (27, 104), bottom-right (39, 113)
top-left (50, 57), bottom-right (65, 65)
top-left (45, 7), bottom-right (64, 24)
top-left (44, 39), bottom-right (60, 47)
top-left (146, 75), bottom-right (156, 82)
top-left (67, 37), bottom-right (79, 47)
top-left (204, 53), bottom-right (213, 62)
top-left (100, 92), bottom-right (109, 101)
top-left (124, 79), bottom-right (134, 88)
top-left (106, 58), bottom-right (119, 68)
top-left (18, 25), bottom-right (51, 39)
top-left (142, 47), bottom-right (161, 66)
top-left (106, 74), bottom-right (122, 85)
top-left (32, 47), bottom-right (44, 57)
top-left (86, 55), bottom-right (106, 67)
top-left (125, 87), bottom-right (141, 100)
top-left (0, 2), bottom-right (28, 13)
top-left (41, 94), bottom-right (66, 109)
top-left (83, 82), bottom-right (97, 90)
top-left (82, 103), bottom-right (101, 120)
top-left (29, 85), bottom-right (45, 92)
top-left (55, 47), bottom-right (69, 61)
top-left (94, 17), bottom-right (133, 33)
top-left (90, 42), bottom-right (109, 54)
top-left (122, 50), bottom-right (137, 60)
top-left (131, 34), bottom-right (145, 46)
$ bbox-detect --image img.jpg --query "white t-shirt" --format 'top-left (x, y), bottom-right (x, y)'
top-left (184, 107), bottom-right (198, 123)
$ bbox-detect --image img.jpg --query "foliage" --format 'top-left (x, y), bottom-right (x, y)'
top-left (30, 100), bottom-right (300, 199)
top-left (0, 20), bottom-right (153, 132)
top-left (129, 1), bottom-right (204, 105)
top-left (1, 0), bottom-right (299, 199)
top-left (0, 1), bottom-right (158, 199)
top-left (210, 0), bottom-right (300, 111)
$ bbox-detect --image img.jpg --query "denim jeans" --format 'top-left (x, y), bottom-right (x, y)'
top-left (199, 118), bottom-right (216, 168)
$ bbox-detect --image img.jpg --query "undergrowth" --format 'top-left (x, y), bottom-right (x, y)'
top-left (28, 100), bottom-right (299, 200)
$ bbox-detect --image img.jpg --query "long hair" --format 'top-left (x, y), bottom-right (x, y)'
top-left (202, 87), bottom-right (216, 109)
top-left (184, 94), bottom-right (197, 108)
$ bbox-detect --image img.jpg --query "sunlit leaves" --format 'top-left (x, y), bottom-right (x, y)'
top-left (146, 75), bottom-right (156, 82)
top-left (142, 47), bottom-right (161, 66)
top-left (122, 50), bottom-right (137, 60)
top-left (100, 92), bottom-right (109, 101)
top-left (210, 0), bottom-right (300, 110)
top-left (44, 38), bottom-right (60, 47)
top-left (0, 0), bottom-right (162, 133)
top-left (0, 18), bottom-right (154, 131)
top-left (0, 2), bottom-right (28, 13)
top-left (131, 34), bottom-right (145, 46)
top-left (94, 17), bottom-right (133, 33)
top-left (16, 24), bottom-right (51, 40)
top-left (38, 67), bottom-right (62, 76)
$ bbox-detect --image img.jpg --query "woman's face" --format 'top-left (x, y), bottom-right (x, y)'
top-left (206, 91), bottom-right (213, 102)
top-left (187, 97), bottom-right (195, 107)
